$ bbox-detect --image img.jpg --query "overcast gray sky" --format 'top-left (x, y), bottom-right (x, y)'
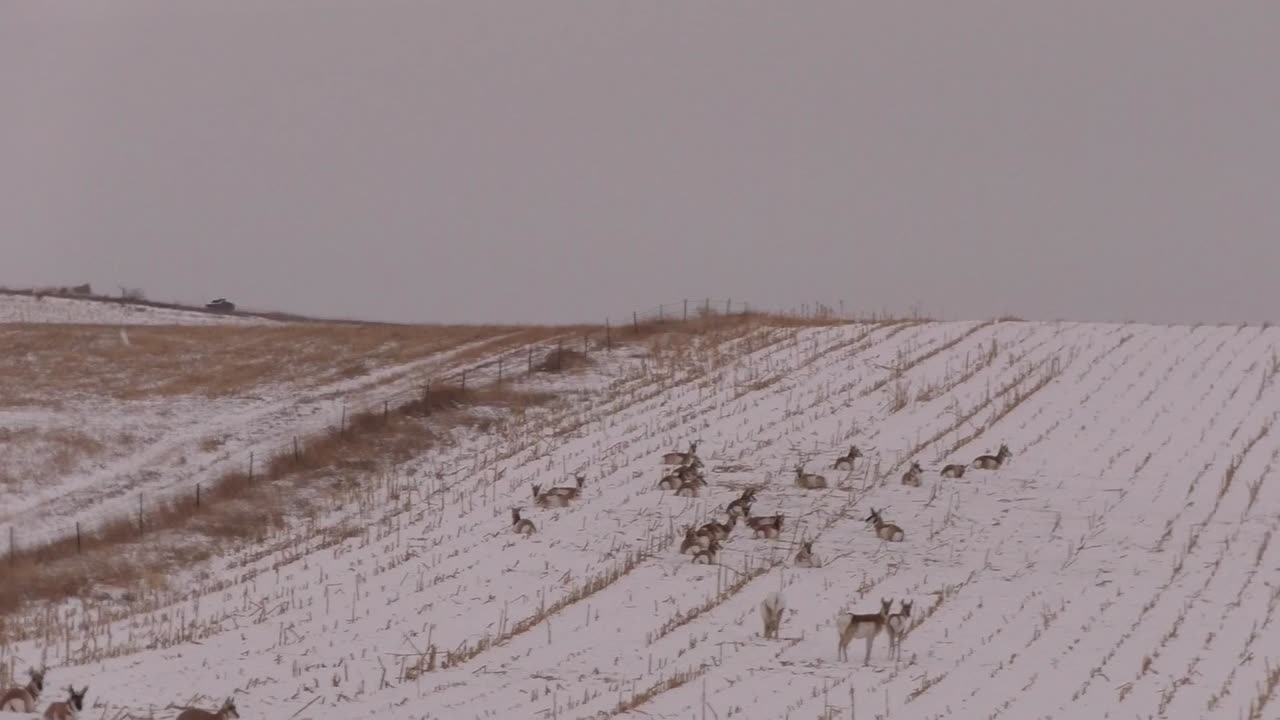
top-left (3, 2), bottom-right (1278, 325)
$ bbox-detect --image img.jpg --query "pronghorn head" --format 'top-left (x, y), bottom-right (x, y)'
top-left (865, 507), bottom-right (883, 526)
top-left (220, 697), bottom-right (239, 719)
top-left (689, 441), bottom-right (699, 455)
top-left (531, 483), bottom-right (542, 499)
top-left (899, 599), bottom-right (913, 618)
top-left (879, 598), bottom-right (893, 618)
top-left (574, 473), bottom-right (586, 488)
top-left (29, 666), bottom-right (46, 693)
top-left (998, 443), bottom-right (1012, 459)
top-left (801, 540), bottom-right (813, 554)
top-left (849, 445), bottom-right (862, 459)
top-left (910, 461), bottom-right (923, 473)
top-left (510, 508), bottom-right (522, 525)
top-left (66, 686), bottom-right (88, 712)
top-left (774, 513), bottom-right (784, 529)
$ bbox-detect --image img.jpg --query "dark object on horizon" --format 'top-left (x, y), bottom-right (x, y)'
top-left (206, 298), bottom-right (236, 312)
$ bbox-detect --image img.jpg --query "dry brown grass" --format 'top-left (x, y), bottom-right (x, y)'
top-left (0, 323), bottom-right (528, 404)
top-left (0, 427), bottom-right (124, 490)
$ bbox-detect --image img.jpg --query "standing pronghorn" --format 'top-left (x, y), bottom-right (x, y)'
top-left (726, 488), bottom-right (756, 520)
top-left (794, 540), bottom-right (819, 568)
top-left (662, 441), bottom-right (700, 466)
top-left (42, 686), bottom-right (87, 720)
top-left (794, 465), bottom-right (828, 490)
top-left (886, 599), bottom-right (913, 661)
top-left (865, 507), bottom-right (905, 542)
top-left (760, 592), bottom-right (786, 639)
top-left (835, 598), bottom-right (893, 665)
top-left (940, 463), bottom-right (966, 478)
top-left (972, 443), bottom-right (1012, 470)
top-left (1, 666), bottom-right (45, 712)
top-left (901, 461), bottom-right (923, 487)
top-left (833, 445), bottom-right (862, 471)
top-left (175, 697), bottom-right (240, 720)
top-left (511, 508), bottom-right (536, 536)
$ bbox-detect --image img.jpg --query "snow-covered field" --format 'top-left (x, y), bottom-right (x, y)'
top-left (0, 293), bottom-right (272, 325)
top-left (4, 318), bottom-right (1280, 719)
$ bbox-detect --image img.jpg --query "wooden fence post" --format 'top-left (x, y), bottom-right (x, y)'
top-left (461, 371), bottom-right (467, 392)
top-left (583, 334), bottom-right (588, 353)
top-left (528, 346), bottom-right (533, 373)
top-left (293, 436), bottom-right (301, 463)
top-left (340, 403), bottom-right (347, 434)
top-left (683, 299), bottom-right (688, 322)
top-left (76, 522), bottom-right (82, 554)
top-left (249, 452), bottom-right (255, 482)
top-left (138, 494), bottom-right (144, 536)
top-left (557, 339), bottom-right (564, 371)
top-left (9, 526), bottom-right (14, 566)
top-left (498, 357), bottom-right (503, 385)
top-left (196, 483), bottom-right (202, 510)
top-left (423, 383), bottom-right (431, 415)
top-left (633, 311), bottom-right (639, 335)
top-left (606, 319), bottom-right (611, 350)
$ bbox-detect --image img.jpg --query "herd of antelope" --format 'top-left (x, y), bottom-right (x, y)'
top-left (1, 666), bottom-right (238, 719)
top-left (656, 438), bottom-right (1013, 667)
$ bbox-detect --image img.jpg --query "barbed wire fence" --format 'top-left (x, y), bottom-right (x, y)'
top-left (6, 297), bottom-right (850, 567)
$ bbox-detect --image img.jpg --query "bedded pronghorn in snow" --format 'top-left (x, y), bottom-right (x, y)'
top-left (836, 598), bottom-right (893, 665)
top-left (940, 463), bottom-right (966, 478)
top-left (175, 697), bottom-right (240, 720)
top-left (760, 592), bottom-right (786, 639)
top-left (42, 686), bottom-right (87, 720)
top-left (865, 507), bottom-right (904, 542)
top-left (726, 488), bottom-right (756, 520)
top-left (794, 465), bottom-right (828, 490)
top-left (746, 513), bottom-right (784, 539)
top-left (833, 445), bottom-right (862, 471)
top-left (659, 464), bottom-right (704, 491)
top-left (691, 537), bottom-right (720, 564)
top-left (901, 461), bottom-right (923, 487)
top-left (886, 599), bottom-right (912, 661)
top-left (0, 666), bottom-right (45, 712)
top-left (532, 474), bottom-right (585, 507)
top-left (793, 540), bottom-right (819, 568)
top-left (662, 441), bottom-right (700, 466)
top-left (972, 443), bottom-right (1011, 470)
top-left (511, 508), bottom-right (536, 536)
top-left (697, 515), bottom-right (736, 543)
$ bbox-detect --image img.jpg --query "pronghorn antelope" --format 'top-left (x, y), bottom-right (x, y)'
top-left (679, 527), bottom-right (703, 554)
top-left (726, 488), bottom-right (756, 520)
top-left (1, 666), bottom-right (46, 712)
top-left (691, 537), bottom-right (720, 564)
top-left (175, 697), bottom-right (240, 720)
top-left (660, 464), bottom-right (705, 491)
top-left (532, 474), bottom-right (585, 507)
top-left (511, 508), bottom-right (536, 536)
top-left (940, 463), bottom-right (966, 478)
top-left (901, 461), bottom-right (923, 487)
top-left (865, 507), bottom-right (905, 542)
top-left (835, 598), bottom-right (893, 665)
top-left (42, 686), bottom-right (87, 720)
top-left (886, 599), bottom-right (913, 661)
top-left (662, 441), bottom-right (700, 466)
top-left (794, 540), bottom-right (819, 568)
top-left (697, 515), bottom-right (735, 543)
top-left (760, 592), bottom-right (786, 639)
top-left (972, 443), bottom-right (1012, 470)
top-left (746, 513), bottom-right (784, 539)
top-left (833, 445), bottom-right (862, 471)
top-left (794, 465), bottom-right (828, 490)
